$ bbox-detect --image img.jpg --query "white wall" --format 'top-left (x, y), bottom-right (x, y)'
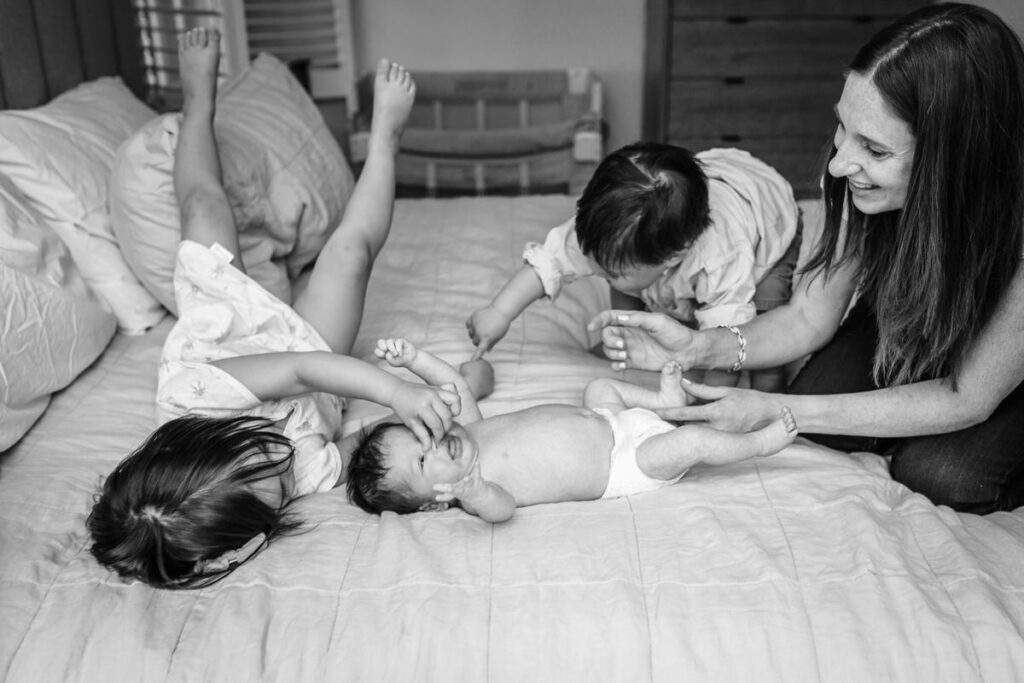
top-left (350, 0), bottom-right (646, 152)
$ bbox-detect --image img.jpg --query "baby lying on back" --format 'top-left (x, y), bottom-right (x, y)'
top-left (348, 339), bottom-right (797, 522)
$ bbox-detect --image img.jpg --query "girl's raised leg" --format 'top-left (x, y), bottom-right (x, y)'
top-left (174, 27), bottom-right (243, 268)
top-left (293, 59), bottom-right (415, 353)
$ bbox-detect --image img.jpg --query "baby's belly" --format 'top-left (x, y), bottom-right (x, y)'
top-left (480, 406), bottom-right (612, 504)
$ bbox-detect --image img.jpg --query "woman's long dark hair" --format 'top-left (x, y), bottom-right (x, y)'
top-left (87, 415), bottom-right (302, 589)
top-left (809, 3), bottom-right (1024, 387)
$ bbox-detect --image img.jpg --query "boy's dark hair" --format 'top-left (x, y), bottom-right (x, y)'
top-left (87, 415), bottom-right (302, 589)
top-left (347, 422), bottom-right (423, 515)
top-left (575, 141), bottom-right (711, 274)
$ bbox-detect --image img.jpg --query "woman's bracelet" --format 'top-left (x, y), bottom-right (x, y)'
top-left (717, 325), bottom-right (747, 373)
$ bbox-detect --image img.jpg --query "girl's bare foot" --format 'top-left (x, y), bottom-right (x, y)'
top-left (369, 59), bottom-right (416, 152)
top-left (178, 27), bottom-right (221, 114)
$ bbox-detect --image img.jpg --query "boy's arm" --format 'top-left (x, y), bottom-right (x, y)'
top-left (212, 351), bottom-right (457, 448)
top-left (433, 458), bottom-right (516, 523)
top-left (377, 338), bottom-right (484, 423)
top-left (466, 265), bottom-right (545, 354)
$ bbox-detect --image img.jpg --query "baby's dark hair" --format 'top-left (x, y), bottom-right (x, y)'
top-left (347, 422), bottom-right (425, 515)
top-left (87, 415), bottom-right (302, 589)
top-left (575, 141), bottom-right (711, 274)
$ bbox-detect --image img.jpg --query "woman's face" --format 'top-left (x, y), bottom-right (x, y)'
top-left (828, 72), bottom-right (916, 214)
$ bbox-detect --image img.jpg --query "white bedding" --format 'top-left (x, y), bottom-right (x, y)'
top-left (2, 195), bottom-right (1023, 682)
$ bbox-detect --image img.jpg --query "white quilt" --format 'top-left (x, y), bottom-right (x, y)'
top-left (1, 195), bottom-right (1023, 682)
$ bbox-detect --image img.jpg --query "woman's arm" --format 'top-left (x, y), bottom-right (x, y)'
top-left (670, 267), bottom-right (1024, 438)
top-left (589, 259), bottom-right (860, 372)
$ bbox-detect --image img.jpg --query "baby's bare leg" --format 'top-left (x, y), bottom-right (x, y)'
top-left (174, 28), bottom-right (242, 266)
top-left (637, 408), bottom-right (798, 480)
top-left (584, 362), bottom-right (688, 413)
top-left (293, 59), bottom-right (416, 353)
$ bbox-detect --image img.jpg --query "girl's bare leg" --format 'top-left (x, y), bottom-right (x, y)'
top-left (173, 28), bottom-right (243, 268)
top-left (293, 59), bottom-right (415, 353)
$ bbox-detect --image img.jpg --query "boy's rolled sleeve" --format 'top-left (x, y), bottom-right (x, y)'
top-left (691, 255), bottom-right (758, 330)
top-left (522, 217), bottom-right (593, 300)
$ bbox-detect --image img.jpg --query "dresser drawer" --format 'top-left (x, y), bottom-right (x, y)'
top-left (673, 0), bottom-right (927, 19)
top-left (672, 18), bottom-right (898, 78)
top-left (668, 79), bottom-right (838, 139)
top-left (668, 136), bottom-right (830, 199)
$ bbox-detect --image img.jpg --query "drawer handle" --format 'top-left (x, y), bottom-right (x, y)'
top-left (851, 15), bottom-right (874, 23)
top-left (723, 77), bottom-right (745, 85)
top-left (725, 16), bottom-right (749, 24)
top-left (720, 134), bottom-right (742, 143)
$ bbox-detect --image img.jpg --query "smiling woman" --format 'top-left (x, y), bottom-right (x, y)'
top-left (589, 2), bottom-right (1024, 514)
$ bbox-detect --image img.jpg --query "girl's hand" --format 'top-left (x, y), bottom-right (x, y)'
top-left (466, 306), bottom-right (512, 355)
top-left (375, 338), bottom-right (417, 367)
top-left (587, 310), bottom-right (700, 371)
top-left (660, 380), bottom-right (787, 432)
top-left (388, 381), bottom-right (460, 449)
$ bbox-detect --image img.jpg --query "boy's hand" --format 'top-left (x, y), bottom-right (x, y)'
top-left (375, 337), bottom-right (418, 367)
top-left (466, 306), bottom-right (511, 354)
top-left (388, 381), bottom-right (459, 449)
top-left (433, 455), bottom-right (485, 504)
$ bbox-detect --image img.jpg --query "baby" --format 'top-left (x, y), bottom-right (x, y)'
top-left (348, 338), bottom-right (797, 522)
top-left (466, 141), bottom-right (801, 392)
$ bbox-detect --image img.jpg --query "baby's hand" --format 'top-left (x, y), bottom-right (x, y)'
top-left (375, 337), bottom-right (417, 367)
top-left (433, 455), bottom-right (484, 503)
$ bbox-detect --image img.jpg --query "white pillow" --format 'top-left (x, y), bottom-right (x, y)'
top-left (0, 175), bottom-right (117, 451)
top-left (110, 53), bottom-right (356, 314)
top-left (0, 77), bottom-right (164, 335)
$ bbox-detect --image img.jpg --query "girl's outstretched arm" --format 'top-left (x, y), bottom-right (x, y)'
top-left (212, 351), bottom-right (457, 449)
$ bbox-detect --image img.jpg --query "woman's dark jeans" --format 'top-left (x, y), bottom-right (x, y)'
top-left (788, 299), bottom-right (1024, 514)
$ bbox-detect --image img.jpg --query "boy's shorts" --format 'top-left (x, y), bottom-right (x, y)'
top-left (594, 407), bottom-right (684, 499)
top-left (753, 211), bottom-right (803, 313)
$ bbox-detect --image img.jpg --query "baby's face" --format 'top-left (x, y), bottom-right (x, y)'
top-left (586, 256), bottom-right (672, 296)
top-left (383, 422), bottom-right (477, 502)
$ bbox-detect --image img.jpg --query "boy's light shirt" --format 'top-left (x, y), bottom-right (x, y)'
top-left (523, 148), bottom-right (799, 330)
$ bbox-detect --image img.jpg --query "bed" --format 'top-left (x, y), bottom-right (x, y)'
top-left (2, 4), bottom-right (1024, 682)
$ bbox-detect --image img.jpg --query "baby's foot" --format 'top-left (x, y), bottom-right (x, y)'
top-left (658, 361), bottom-right (690, 407)
top-left (752, 407), bottom-right (798, 456)
top-left (370, 59), bottom-right (416, 150)
top-left (178, 27), bottom-right (220, 114)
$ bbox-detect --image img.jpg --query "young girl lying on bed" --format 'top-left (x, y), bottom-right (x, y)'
top-left (87, 28), bottom-right (457, 588)
top-left (465, 142), bottom-right (801, 392)
top-left (348, 338), bottom-right (797, 523)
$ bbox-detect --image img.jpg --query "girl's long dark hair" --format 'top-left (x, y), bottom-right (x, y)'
top-left (87, 415), bottom-right (302, 589)
top-left (809, 3), bottom-right (1024, 387)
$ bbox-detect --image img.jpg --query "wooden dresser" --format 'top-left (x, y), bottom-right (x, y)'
top-left (643, 0), bottom-right (927, 198)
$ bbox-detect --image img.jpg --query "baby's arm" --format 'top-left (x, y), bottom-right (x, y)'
top-left (466, 265), bottom-right (545, 355)
top-left (433, 457), bottom-right (516, 523)
top-left (376, 338), bottom-right (484, 423)
top-left (212, 351), bottom-right (457, 448)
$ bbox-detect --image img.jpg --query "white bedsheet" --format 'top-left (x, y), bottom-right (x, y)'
top-left (1, 195), bottom-right (1023, 682)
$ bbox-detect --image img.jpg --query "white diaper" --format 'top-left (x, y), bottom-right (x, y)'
top-left (595, 407), bottom-right (686, 499)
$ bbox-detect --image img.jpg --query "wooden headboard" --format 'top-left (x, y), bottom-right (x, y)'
top-left (0, 0), bottom-right (146, 110)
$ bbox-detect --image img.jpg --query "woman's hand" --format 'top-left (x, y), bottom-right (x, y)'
top-left (587, 310), bottom-right (700, 371)
top-left (657, 380), bottom-right (788, 433)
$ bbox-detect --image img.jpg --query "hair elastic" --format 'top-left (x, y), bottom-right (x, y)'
top-left (192, 532), bottom-right (268, 576)
top-left (717, 325), bottom-right (747, 373)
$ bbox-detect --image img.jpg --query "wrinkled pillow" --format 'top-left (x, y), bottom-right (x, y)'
top-left (0, 175), bottom-right (117, 451)
top-left (0, 77), bottom-right (163, 335)
top-left (110, 53), bottom-right (356, 314)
